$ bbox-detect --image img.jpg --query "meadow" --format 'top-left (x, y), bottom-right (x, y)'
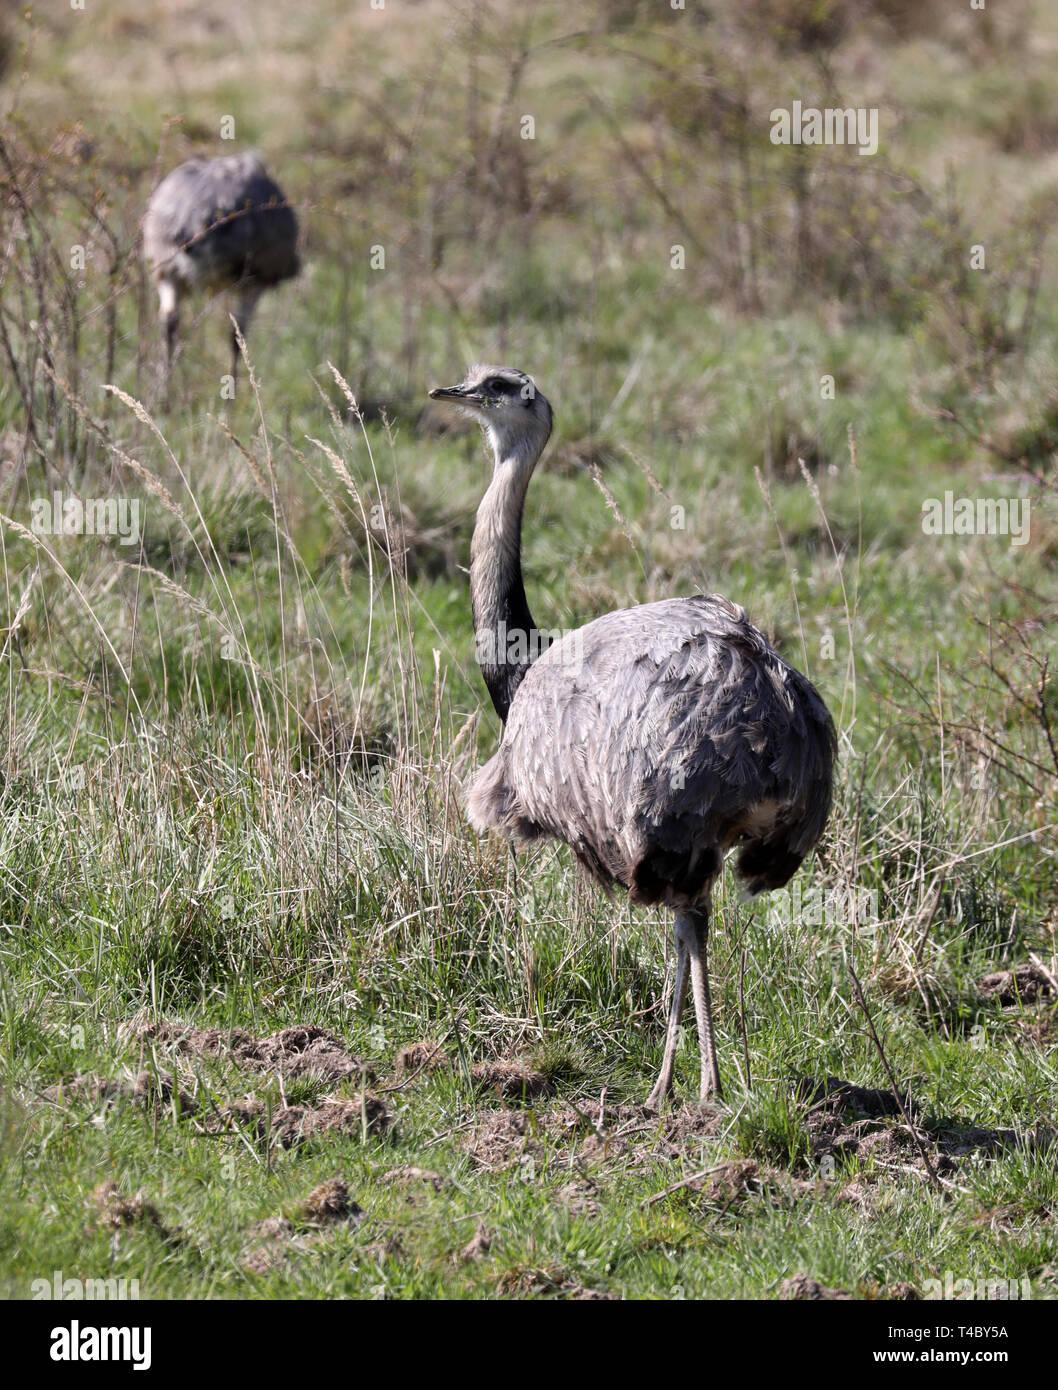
top-left (0, 0), bottom-right (1056, 1300)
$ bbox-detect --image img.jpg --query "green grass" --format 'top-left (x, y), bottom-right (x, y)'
top-left (0, 0), bottom-right (1056, 1300)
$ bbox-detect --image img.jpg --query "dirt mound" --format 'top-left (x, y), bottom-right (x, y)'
top-left (49, 1071), bottom-right (197, 1114)
top-left (276, 1094), bottom-right (391, 1145)
top-left (937, 1125), bottom-right (1017, 1158)
top-left (394, 1040), bottom-right (450, 1077)
top-left (464, 1111), bottom-right (539, 1170)
top-left (702, 1159), bottom-right (761, 1203)
top-left (471, 1060), bottom-right (550, 1101)
top-left (496, 1265), bottom-right (619, 1300)
top-left (462, 1098), bottom-right (723, 1174)
top-left (938, 1121), bottom-right (1055, 1159)
top-left (301, 1178), bottom-right (360, 1223)
top-left (781, 1272), bottom-right (920, 1300)
top-left (576, 1101), bottom-right (723, 1167)
top-left (835, 1179), bottom-right (874, 1213)
top-left (456, 1225), bottom-right (491, 1263)
top-left (380, 1165), bottom-right (448, 1192)
top-left (243, 1177), bottom-right (363, 1274)
top-left (795, 1075), bottom-right (915, 1120)
top-left (51, 1069), bottom-right (390, 1149)
top-left (89, 1181), bottom-right (175, 1241)
top-left (978, 963), bottom-right (1055, 1006)
top-left (140, 1020), bottom-right (374, 1083)
top-left (365, 1234), bottom-right (405, 1261)
top-left (218, 1094), bottom-right (392, 1148)
top-left (780, 1274), bottom-right (853, 1300)
top-left (794, 1075), bottom-right (948, 1178)
top-left (806, 1108), bottom-right (952, 1178)
top-left (243, 1216), bottom-right (298, 1274)
top-left (554, 1179), bottom-right (601, 1219)
top-left (794, 1075), bottom-right (1056, 1179)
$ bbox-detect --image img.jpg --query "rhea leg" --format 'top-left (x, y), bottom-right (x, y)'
top-left (230, 287), bottom-right (261, 381)
top-left (645, 920), bottom-right (690, 1110)
top-left (157, 278), bottom-right (179, 375)
top-left (645, 896), bottom-right (722, 1108)
top-left (685, 899), bottom-right (722, 1100)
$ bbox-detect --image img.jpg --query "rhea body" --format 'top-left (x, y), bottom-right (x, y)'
top-left (430, 365), bottom-right (836, 1106)
top-left (142, 152), bottom-right (300, 379)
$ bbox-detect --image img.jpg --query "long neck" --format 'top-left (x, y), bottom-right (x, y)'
top-left (470, 427), bottom-right (549, 723)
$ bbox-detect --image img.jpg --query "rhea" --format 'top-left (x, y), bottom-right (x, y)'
top-left (142, 152), bottom-right (300, 380)
top-left (429, 365), bottom-right (836, 1107)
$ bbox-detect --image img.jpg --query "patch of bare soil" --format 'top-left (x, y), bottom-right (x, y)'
top-left (471, 1060), bottom-right (550, 1101)
top-left (796, 1075), bottom-right (1055, 1183)
top-left (701, 1158), bottom-right (762, 1203)
top-left (50, 1070), bottom-right (391, 1149)
top-left (243, 1216), bottom-right (299, 1275)
top-left (780, 1274), bottom-right (853, 1300)
top-left (938, 1121), bottom-right (1055, 1160)
top-left (301, 1178), bottom-right (361, 1224)
top-left (242, 1177), bottom-right (363, 1274)
top-left (796, 1075), bottom-right (952, 1179)
top-left (553, 1179), bottom-right (601, 1220)
top-left (48, 1071), bottom-right (197, 1114)
top-left (216, 1094), bottom-right (393, 1148)
top-left (364, 1234), bottom-right (405, 1261)
top-left (463, 1110), bottom-right (539, 1170)
top-left (495, 1265), bottom-right (619, 1300)
top-left (456, 1224), bottom-right (491, 1263)
top-left (139, 1020), bottom-right (375, 1083)
top-left (394, 1040), bottom-right (450, 1077)
top-left (380, 1165), bottom-right (448, 1192)
top-left (835, 1179), bottom-right (875, 1214)
top-left (977, 962), bottom-right (1055, 1006)
top-left (89, 1182), bottom-right (177, 1241)
top-left (782, 1273), bottom-right (920, 1300)
top-left (462, 1098), bottom-right (723, 1174)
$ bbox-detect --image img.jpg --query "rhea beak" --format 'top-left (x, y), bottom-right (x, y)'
top-left (428, 378), bottom-right (486, 405)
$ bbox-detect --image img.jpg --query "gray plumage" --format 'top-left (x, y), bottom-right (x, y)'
top-left (142, 152), bottom-right (300, 378)
top-left (469, 594), bottom-right (834, 903)
top-left (429, 364), bottom-right (837, 1107)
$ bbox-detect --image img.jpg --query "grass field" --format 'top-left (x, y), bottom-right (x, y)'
top-left (0, 0), bottom-right (1056, 1301)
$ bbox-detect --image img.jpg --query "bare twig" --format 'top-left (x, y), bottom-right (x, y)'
top-left (847, 964), bottom-right (942, 1190)
top-left (640, 1165), bottom-right (726, 1208)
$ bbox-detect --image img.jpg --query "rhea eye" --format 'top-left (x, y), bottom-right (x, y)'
top-left (486, 377), bottom-right (509, 394)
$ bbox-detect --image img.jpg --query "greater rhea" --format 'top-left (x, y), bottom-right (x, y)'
top-left (142, 152), bottom-right (300, 379)
top-left (429, 365), bottom-right (836, 1107)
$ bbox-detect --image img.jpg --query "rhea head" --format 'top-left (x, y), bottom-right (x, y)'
top-left (429, 364), bottom-right (553, 469)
